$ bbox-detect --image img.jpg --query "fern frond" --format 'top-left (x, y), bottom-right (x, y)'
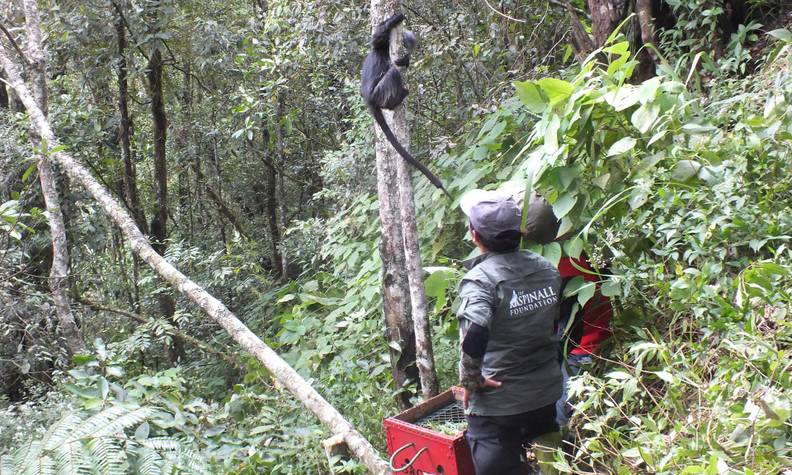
top-left (86, 437), bottom-right (127, 475)
top-left (132, 446), bottom-right (163, 475)
top-left (31, 453), bottom-right (56, 475)
top-left (52, 439), bottom-right (91, 475)
top-left (1, 455), bottom-right (16, 475)
top-left (68, 405), bottom-right (154, 441)
top-left (14, 439), bottom-right (40, 474)
top-left (170, 448), bottom-right (212, 475)
top-left (41, 412), bottom-right (86, 451)
top-left (140, 437), bottom-right (180, 451)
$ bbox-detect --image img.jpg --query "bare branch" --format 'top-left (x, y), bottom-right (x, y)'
top-left (78, 297), bottom-right (243, 370)
top-left (481, 0), bottom-right (527, 23)
top-left (0, 21), bottom-right (30, 67)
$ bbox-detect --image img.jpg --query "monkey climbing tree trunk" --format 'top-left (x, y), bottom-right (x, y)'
top-left (0, 41), bottom-right (389, 475)
top-left (146, 45), bottom-right (182, 363)
top-left (369, 0), bottom-right (435, 407)
top-left (386, 18), bottom-right (439, 399)
top-left (21, 0), bottom-right (86, 356)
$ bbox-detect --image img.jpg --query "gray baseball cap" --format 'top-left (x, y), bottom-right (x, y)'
top-left (459, 189), bottom-right (521, 240)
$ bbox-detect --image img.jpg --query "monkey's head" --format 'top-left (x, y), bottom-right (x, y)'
top-left (403, 30), bottom-right (417, 53)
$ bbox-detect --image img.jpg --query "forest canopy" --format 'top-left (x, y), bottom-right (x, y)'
top-left (1, 0), bottom-right (790, 474)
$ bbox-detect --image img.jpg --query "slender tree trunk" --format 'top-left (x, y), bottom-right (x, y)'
top-left (261, 123), bottom-right (284, 278)
top-left (0, 44), bottom-right (389, 474)
top-left (585, 0), bottom-right (656, 80)
top-left (0, 70), bottom-right (8, 108)
top-left (115, 15), bottom-right (144, 313)
top-left (146, 45), bottom-right (182, 362)
top-left (370, 0), bottom-right (420, 409)
top-left (587, 0), bottom-right (629, 46)
top-left (565, 0), bottom-right (596, 61)
top-left (274, 97), bottom-right (290, 278)
top-left (386, 20), bottom-right (439, 399)
top-left (116, 16), bottom-right (147, 234)
top-left (22, 0), bottom-right (85, 355)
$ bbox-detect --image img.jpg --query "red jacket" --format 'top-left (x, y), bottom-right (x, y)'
top-left (557, 257), bottom-right (613, 356)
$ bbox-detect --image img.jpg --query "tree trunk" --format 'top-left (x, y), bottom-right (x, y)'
top-left (22, 0), bottom-right (86, 356)
top-left (191, 158), bottom-right (248, 239)
top-left (0, 70), bottom-right (8, 108)
top-left (146, 45), bottom-right (182, 363)
top-left (386, 22), bottom-right (439, 399)
top-left (565, 0), bottom-right (596, 61)
top-left (370, 0), bottom-right (420, 409)
top-left (261, 125), bottom-right (284, 278)
top-left (587, 0), bottom-right (629, 46)
top-left (275, 97), bottom-right (291, 279)
top-left (115, 15), bottom-right (147, 234)
top-left (0, 43), bottom-right (389, 474)
top-left (585, 0), bottom-right (656, 81)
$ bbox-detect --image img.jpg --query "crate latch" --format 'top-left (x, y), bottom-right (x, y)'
top-left (388, 442), bottom-right (429, 472)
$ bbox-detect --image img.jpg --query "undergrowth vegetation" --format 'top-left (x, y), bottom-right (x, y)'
top-left (1, 1), bottom-right (791, 474)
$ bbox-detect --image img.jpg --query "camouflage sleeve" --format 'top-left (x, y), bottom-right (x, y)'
top-left (456, 278), bottom-right (494, 391)
top-left (459, 350), bottom-right (485, 391)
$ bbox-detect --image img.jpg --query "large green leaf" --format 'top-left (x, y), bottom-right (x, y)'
top-left (607, 137), bottom-right (637, 156)
top-left (552, 192), bottom-right (577, 219)
top-left (537, 78), bottom-right (574, 106)
top-left (514, 81), bottom-right (547, 113)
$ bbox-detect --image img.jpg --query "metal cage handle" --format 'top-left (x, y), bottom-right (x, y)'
top-left (388, 442), bottom-right (429, 472)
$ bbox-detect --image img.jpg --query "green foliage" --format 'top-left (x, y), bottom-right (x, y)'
top-left (1, 341), bottom-right (211, 475)
top-left (451, 32), bottom-right (792, 473)
top-left (4, 0), bottom-right (792, 472)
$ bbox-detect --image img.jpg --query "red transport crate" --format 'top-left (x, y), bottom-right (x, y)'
top-left (383, 388), bottom-right (474, 475)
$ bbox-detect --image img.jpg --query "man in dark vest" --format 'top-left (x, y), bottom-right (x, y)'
top-left (457, 189), bottom-right (562, 475)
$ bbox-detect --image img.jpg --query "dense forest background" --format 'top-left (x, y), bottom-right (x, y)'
top-left (1, 0), bottom-right (790, 473)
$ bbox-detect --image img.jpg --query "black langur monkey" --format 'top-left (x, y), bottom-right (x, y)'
top-left (360, 13), bottom-right (448, 195)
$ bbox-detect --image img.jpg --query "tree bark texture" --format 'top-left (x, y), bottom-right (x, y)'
top-left (146, 45), bottom-right (181, 362)
top-left (22, 0), bottom-right (86, 355)
top-left (565, 0), bottom-right (596, 61)
top-left (587, 0), bottom-right (630, 47)
top-left (0, 70), bottom-right (8, 109)
top-left (370, 0), bottom-right (420, 408)
top-left (0, 44), bottom-right (388, 475)
top-left (115, 16), bottom-right (147, 234)
top-left (386, 25), bottom-right (439, 399)
top-left (262, 128), bottom-right (284, 278)
top-left (585, 0), bottom-right (656, 81)
top-left (275, 97), bottom-right (290, 279)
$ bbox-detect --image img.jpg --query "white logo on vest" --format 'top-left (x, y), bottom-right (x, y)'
top-left (508, 285), bottom-right (558, 317)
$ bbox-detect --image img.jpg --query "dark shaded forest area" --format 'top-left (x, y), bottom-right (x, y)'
top-left (1, 0), bottom-right (790, 473)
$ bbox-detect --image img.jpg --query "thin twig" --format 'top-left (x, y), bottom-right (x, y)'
top-left (164, 58), bottom-right (212, 93)
top-left (481, 0), bottom-right (527, 23)
top-left (78, 296), bottom-right (243, 369)
top-left (0, 22), bottom-right (30, 67)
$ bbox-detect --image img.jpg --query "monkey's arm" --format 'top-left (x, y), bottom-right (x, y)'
top-left (371, 13), bottom-right (405, 49)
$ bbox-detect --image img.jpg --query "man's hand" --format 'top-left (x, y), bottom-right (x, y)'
top-left (461, 377), bottom-right (502, 409)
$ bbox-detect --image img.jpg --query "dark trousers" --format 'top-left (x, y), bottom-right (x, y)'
top-left (465, 404), bottom-right (558, 475)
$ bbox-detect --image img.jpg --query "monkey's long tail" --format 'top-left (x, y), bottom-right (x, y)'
top-left (369, 106), bottom-right (450, 197)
